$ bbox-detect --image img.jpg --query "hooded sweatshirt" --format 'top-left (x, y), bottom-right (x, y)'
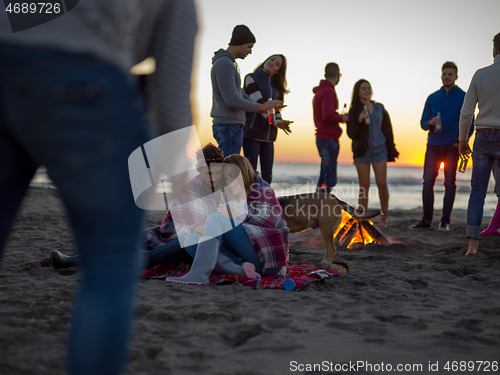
top-left (210, 49), bottom-right (259, 125)
top-left (312, 80), bottom-right (343, 140)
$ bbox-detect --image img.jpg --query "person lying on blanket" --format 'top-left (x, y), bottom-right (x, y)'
top-left (50, 143), bottom-right (226, 269)
top-left (166, 154), bottom-right (289, 285)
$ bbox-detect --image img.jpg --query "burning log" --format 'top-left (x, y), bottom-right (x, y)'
top-left (359, 220), bottom-right (391, 245)
top-left (334, 210), bottom-right (391, 250)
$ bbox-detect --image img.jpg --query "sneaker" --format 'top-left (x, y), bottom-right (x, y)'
top-left (437, 222), bottom-right (450, 231)
top-left (409, 220), bottom-right (432, 229)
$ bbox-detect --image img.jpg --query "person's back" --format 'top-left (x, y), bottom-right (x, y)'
top-left (460, 57), bottom-right (500, 137)
top-left (0, 0), bottom-right (196, 135)
top-left (459, 32), bottom-right (500, 256)
top-left (0, 2), bottom-right (197, 374)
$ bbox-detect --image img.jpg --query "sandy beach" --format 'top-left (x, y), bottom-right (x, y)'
top-left (1, 187), bottom-right (499, 375)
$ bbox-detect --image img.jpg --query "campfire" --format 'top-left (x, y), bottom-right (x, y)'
top-left (333, 210), bottom-right (391, 250)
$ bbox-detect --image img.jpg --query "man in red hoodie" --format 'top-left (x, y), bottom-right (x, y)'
top-left (313, 63), bottom-right (349, 193)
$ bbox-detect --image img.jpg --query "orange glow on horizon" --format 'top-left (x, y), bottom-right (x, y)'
top-left (194, 111), bottom-right (429, 168)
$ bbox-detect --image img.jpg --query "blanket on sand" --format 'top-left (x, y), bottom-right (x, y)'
top-left (140, 263), bottom-right (348, 290)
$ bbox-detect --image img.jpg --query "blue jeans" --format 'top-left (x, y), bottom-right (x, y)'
top-left (243, 137), bottom-right (274, 184)
top-left (145, 237), bottom-right (194, 268)
top-left (0, 45), bottom-right (150, 375)
top-left (467, 131), bottom-right (500, 239)
top-left (316, 139), bottom-right (339, 192)
top-left (422, 144), bottom-right (459, 224)
top-left (212, 123), bottom-right (243, 157)
top-left (184, 213), bottom-right (280, 276)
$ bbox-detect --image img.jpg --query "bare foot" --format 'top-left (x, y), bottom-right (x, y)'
top-left (464, 238), bottom-right (479, 256)
top-left (378, 218), bottom-right (388, 229)
top-left (241, 262), bottom-right (261, 279)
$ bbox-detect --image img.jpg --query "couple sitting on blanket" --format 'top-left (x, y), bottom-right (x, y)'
top-left (150, 144), bottom-right (289, 285)
top-left (52, 144), bottom-right (289, 285)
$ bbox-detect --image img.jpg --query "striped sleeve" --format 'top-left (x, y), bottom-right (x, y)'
top-left (244, 74), bottom-right (268, 120)
top-left (244, 74), bottom-right (266, 104)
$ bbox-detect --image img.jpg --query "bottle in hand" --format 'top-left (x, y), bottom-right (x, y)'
top-left (458, 155), bottom-right (468, 173)
top-left (363, 105), bottom-right (370, 125)
top-left (268, 98), bottom-right (276, 125)
top-left (341, 103), bottom-right (347, 115)
top-left (435, 112), bottom-right (442, 133)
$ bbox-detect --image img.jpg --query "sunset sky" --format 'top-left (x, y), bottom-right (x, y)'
top-left (190, 0), bottom-right (500, 166)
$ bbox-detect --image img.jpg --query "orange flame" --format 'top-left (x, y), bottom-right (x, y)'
top-left (334, 210), bottom-right (378, 249)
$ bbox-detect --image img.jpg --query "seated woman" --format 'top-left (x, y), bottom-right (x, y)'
top-left (166, 154), bottom-right (289, 285)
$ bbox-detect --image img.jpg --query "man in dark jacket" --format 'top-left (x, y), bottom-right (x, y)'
top-left (313, 63), bottom-right (349, 193)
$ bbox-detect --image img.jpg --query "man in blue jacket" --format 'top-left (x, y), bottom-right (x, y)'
top-left (411, 61), bottom-right (473, 231)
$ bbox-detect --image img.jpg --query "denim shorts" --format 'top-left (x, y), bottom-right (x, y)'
top-left (354, 146), bottom-right (388, 165)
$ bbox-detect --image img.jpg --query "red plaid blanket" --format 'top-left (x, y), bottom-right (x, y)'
top-left (140, 262), bottom-right (348, 290)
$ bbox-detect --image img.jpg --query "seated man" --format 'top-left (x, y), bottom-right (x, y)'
top-left (51, 143), bottom-right (225, 268)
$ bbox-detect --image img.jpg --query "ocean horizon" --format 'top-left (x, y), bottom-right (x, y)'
top-left (271, 162), bottom-right (497, 216)
top-left (30, 162), bottom-right (498, 216)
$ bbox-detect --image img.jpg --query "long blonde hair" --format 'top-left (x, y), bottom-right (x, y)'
top-left (223, 155), bottom-right (256, 195)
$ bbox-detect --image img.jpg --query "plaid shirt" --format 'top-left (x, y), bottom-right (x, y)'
top-left (144, 175), bottom-right (220, 248)
top-left (241, 174), bottom-right (289, 272)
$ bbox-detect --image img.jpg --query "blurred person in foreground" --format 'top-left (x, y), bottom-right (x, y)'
top-left (0, 1), bottom-right (197, 374)
top-left (459, 32), bottom-right (500, 256)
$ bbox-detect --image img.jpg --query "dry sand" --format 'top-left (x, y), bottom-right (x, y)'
top-left (1, 187), bottom-right (499, 375)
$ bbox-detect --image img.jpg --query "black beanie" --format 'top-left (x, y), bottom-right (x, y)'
top-left (228, 25), bottom-right (256, 46)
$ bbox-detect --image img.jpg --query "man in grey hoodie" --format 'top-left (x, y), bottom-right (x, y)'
top-left (211, 24), bottom-right (283, 157)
